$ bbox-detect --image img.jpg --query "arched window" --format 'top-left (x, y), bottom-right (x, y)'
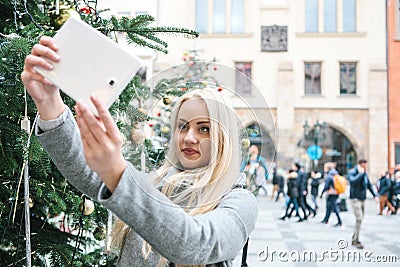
top-left (298, 125), bottom-right (356, 175)
top-left (245, 123), bottom-right (275, 161)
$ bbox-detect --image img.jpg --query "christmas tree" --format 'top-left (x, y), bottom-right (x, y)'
top-left (0, 0), bottom-right (198, 266)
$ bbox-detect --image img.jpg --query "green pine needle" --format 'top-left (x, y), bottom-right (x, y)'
top-left (107, 15), bottom-right (198, 53)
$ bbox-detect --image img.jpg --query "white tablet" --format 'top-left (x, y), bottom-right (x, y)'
top-left (34, 17), bottom-right (143, 115)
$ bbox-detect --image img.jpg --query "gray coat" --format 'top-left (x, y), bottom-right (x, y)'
top-left (36, 108), bottom-right (258, 266)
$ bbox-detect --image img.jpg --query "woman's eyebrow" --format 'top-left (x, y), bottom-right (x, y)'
top-left (196, 121), bottom-right (210, 125)
top-left (178, 118), bottom-right (210, 125)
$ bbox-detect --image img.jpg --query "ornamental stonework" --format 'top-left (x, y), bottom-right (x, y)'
top-left (261, 25), bottom-right (288, 52)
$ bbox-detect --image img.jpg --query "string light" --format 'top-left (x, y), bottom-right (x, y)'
top-left (24, 0), bottom-right (44, 30)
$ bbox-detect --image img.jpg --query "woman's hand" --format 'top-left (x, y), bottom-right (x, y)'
top-left (21, 36), bottom-right (65, 120)
top-left (75, 95), bottom-right (126, 192)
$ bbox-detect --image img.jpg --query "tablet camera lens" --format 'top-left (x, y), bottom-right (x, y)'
top-left (109, 80), bottom-right (115, 86)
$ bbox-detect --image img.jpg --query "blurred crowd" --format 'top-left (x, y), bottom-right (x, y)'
top-left (242, 154), bottom-right (400, 220)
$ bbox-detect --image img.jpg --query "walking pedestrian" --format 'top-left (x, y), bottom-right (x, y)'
top-left (274, 169), bottom-right (286, 202)
top-left (310, 170), bottom-right (322, 211)
top-left (299, 166), bottom-right (316, 218)
top-left (271, 167), bottom-right (279, 200)
top-left (392, 171), bottom-right (400, 214)
top-left (279, 170), bottom-right (304, 222)
top-left (287, 163), bottom-right (315, 219)
top-left (320, 162), bottom-right (343, 227)
top-left (294, 164), bottom-right (309, 219)
top-left (378, 171), bottom-right (395, 215)
top-left (348, 159), bottom-right (379, 249)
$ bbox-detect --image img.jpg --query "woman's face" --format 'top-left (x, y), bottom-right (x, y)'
top-left (174, 98), bottom-right (212, 169)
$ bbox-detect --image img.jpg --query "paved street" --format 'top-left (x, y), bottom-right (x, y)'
top-left (233, 185), bottom-right (400, 267)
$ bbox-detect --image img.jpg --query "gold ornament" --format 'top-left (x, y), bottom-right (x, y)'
top-left (51, 6), bottom-right (81, 29)
top-left (29, 197), bottom-right (34, 208)
top-left (163, 97), bottom-right (172, 105)
top-left (130, 127), bottom-right (145, 144)
top-left (137, 107), bottom-right (148, 115)
top-left (241, 138), bottom-right (251, 149)
top-left (79, 199), bottom-right (95, 216)
top-left (93, 225), bottom-right (107, 241)
top-left (161, 126), bottom-right (170, 134)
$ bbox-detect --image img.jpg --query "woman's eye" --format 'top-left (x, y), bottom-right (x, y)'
top-left (199, 126), bottom-right (210, 133)
top-left (178, 124), bottom-right (188, 130)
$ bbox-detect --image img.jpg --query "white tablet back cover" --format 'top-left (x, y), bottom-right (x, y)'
top-left (34, 17), bottom-right (142, 115)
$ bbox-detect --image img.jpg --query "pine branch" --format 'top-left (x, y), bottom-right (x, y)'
top-left (125, 32), bottom-right (169, 53)
top-left (107, 14), bottom-right (198, 53)
top-left (132, 27), bottom-right (199, 38)
top-left (129, 30), bottom-right (169, 48)
top-left (120, 14), bottom-right (154, 28)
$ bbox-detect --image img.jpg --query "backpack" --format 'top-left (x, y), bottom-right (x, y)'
top-left (333, 174), bottom-right (347, 194)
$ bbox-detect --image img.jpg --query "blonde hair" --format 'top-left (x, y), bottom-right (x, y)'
top-left (111, 88), bottom-right (242, 267)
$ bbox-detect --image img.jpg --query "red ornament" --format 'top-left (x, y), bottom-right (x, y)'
top-left (79, 6), bottom-right (91, 14)
top-left (181, 87), bottom-right (188, 91)
top-left (157, 111), bottom-right (161, 117)
top-left (217, 87), bottom-right (223, 92)
top-left (148, 121), bottom-right (154, 127)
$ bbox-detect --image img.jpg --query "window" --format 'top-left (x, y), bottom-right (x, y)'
top-left (231, 0), bottom-right (244, 33)
top-left (324, 0), bottom-right (337, 32)
top-left (135, 11), bottom-right (148, 16)
top-left (196, 0), bottom-right (208, 33)
top-left (340, 62), bottom-right (357, 95)
top-left (118, 11), bottom-right (131, 17)
top-left (395, 143), bottom-right (400, 165)
top-left (305, 62), bottom-right (321, 95)
top-left (305, 0), bottom-right (356, 33)
top-left (195, 0), bottom-right (244, 34)
top-left (235, 62), bottom-right (252, 95)
top-left (397, 0), bottom-right (400, 37)
top-left (213, 0), bottom-right (226, 33)
top-left (305, 0), bottom-right (318, 32)
top-left (343, 0), bottom-right (356, 32)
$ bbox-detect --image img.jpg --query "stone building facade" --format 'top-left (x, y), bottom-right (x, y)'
top-left (100, 0), bottom-right (388, 179)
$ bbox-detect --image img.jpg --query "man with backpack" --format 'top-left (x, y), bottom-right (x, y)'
top-left (320, 162), bottom-right (343, 227)
top-left (348, 159), bottom-right (379, 249)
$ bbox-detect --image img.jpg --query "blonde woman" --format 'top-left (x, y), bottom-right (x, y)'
top-left (21, 36), bottom-right (258, 266)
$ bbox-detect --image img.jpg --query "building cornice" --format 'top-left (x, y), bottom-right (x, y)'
top-left (296, 32), bottom-right (367, 38)
top-left (199, 33), bottom-right (253, 38)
